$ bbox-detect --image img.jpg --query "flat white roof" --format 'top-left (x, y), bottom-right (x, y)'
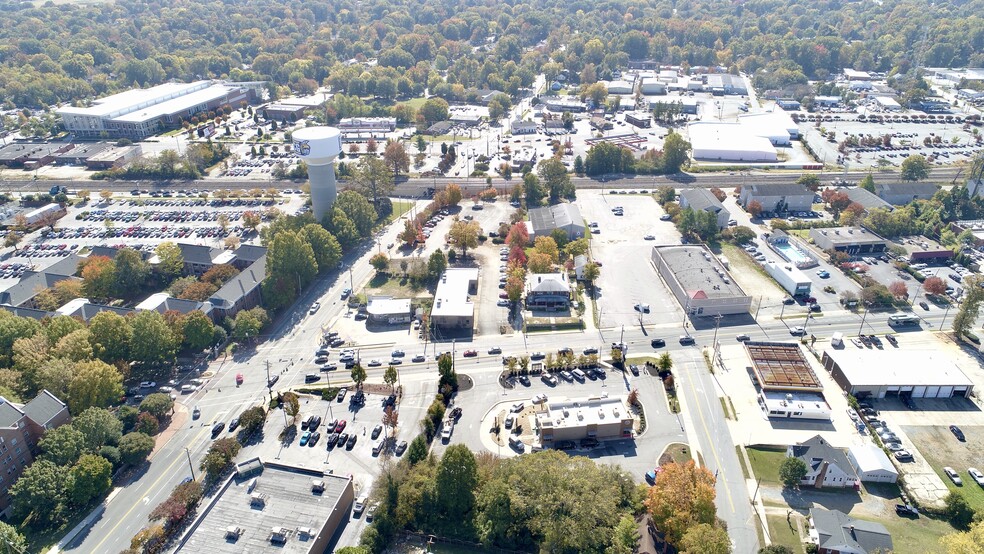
top-left (849, 444), bottom-right (897, 475)
top-left (764, 261), bottom-right (811, 284)
top-left (431, 268), bottom-right (478, 318)
top-left (367, 296), bottom-right (411, 316)
top-left (58, 81), bottom-right (207, 118)
top-left (537, 396), bottom-right (632, 430)
top-left (762, 391), bottom-right (831, 419)
top-left (827, 349), bottom-right (975, 388)
top-left (688, 122), bottom-right (778, 161)
top-left (113, 84), bottom-right (239, 123)
top-left (135, 292), bottom-right (170, 311)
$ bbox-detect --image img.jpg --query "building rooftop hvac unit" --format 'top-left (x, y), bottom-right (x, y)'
top-left (250, 491), bottom-right (268, 507)
top-left (311, 479), bottom-right (325, 493)
top-left (225, 526), bottom-right (244, 540)
top-left (270, 526), bottom-right (288, 544)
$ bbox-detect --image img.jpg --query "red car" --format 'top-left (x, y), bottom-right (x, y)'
top-left (235, 373), bottom-right (244, 385)
top-left (463, 350), bottom-right (478, 357)
top-left (499, 292), bottom-right (509, 299)
top-left (334, 420), bottom-right (347, 433)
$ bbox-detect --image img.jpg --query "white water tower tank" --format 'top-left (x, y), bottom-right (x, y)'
top-left (292, 126), bottom-right (342, 223)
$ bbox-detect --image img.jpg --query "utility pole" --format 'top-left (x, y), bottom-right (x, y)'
top-left (265, 360), bottom-right (272, 400)
top-left (858, 305), bottom-right (869, 335)
top-left (184, 448), bottom-right (196, 481)
top-left (940, 303), bottom-right (952, 331)
top-left (712, 314), bottom-right (723, 357)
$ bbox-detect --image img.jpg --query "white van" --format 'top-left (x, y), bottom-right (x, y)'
top-left (571, 369), bottom-right (586, 382)
top-left (831, 332), bottom-right (844, 347)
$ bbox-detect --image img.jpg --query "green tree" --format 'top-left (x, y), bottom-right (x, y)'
top-left (351, 155), bottom-right (395, 208)
top-left (859, 173), bottom-right (876, 192)
top-left (420, 97), bottom-right (450, 125)
top-left (436, 444), bottom-right (478, 520)
top-left (940, 518), bottom-right (984, 553)
top-left (679, 523), bottom-right (731, 554)
top-left (662, 131), bottom-right (692, 174)
top-left (129, 310), bottom-right (178, 365)
top-left (182, 311), bottom-right (215, 352)
top-left (383, 140), bottom-right (410, 177)
top-left (607, 515), bottom-right (640, 554)
top-left (68, 359), bottom-right (123, 414)
top-left (73, 407), bottom-right (123, 451)
top-left (350, 363), bottom-right (367, 390)
top-left (139, 393), bottom-right (174, 419)
top-left (80, 255), bottom-right (116, 300)
top-left (573, 155), bottom-right (585, 175)
top-left (900, 154), bottom-right (930, 181)
top-left (68, 453), bottom-right (112, 505)
top-left (779, 456), bottom-right (809, 488)
top-left (428, 249), bottom-right (447, 280)
top-left (300, 224), bottom-right (342, 272)
top-left (87, 311), bottom-right (132, 362)
top-left (0, 311), bottom-right (42, 367)
top-left (119, 432), bottom-right (155, 465)
top-left (537, 158), bottom-right (574, 202)
top-left (332, 190), bottom-right (377, 237)
top-left (53, 328), bottom-right (94, 362)
top-left (523, 172), bottom-right (546, 206)
top-left (407, 434), bottom-right (429, 465)
top-left (8, 460), bottom-right (69, 526)
top-left (384, 364), bottom-right (398, 393)
top-left (263, 230), bottom-right (318, 310)
top-left (238, 406), bottom-right (267, 433)
top-left (45, 315), bottom-right (85, 346)
top-left (438, 354), bottom-right (458, 391)
top-left (113, 247), bottom-right (150, 297)
top-left (154, 242), bottom-right (184, 281)
top-left (487, 94), bottom-right (512, 121)
top-left (0, 522), bottom-right (27, 553)
top-left (39, 425), bottom-right (86, 466)
top-left (944, 491), bottom-right (976, 530)
top-left (201, 437), bottom-right (241, 480)
top-left (759, 546), bottom-right (795, 554)
top-left (796, 173), bottom-right (821, 191)
top-left (230, 306), bottom-right (269, 341)
top-left (370, 252), bottom-right (390, 274)
top-left (952, 276), bottom-right (984, 338)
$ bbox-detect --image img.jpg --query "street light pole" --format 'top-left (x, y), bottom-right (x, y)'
top-left (858, 306), bottom-right (869, 335)
top-left (184, 448), bottom-right (196, 481)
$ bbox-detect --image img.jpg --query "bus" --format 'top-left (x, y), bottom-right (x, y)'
top-left (888, 314), bottom-right (920, 327)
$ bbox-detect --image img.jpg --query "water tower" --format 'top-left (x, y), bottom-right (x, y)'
top-left (292, 126), bottom-right (342, 223)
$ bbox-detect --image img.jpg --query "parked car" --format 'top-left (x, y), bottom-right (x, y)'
top-left (582, 347), bottom-right (599, 355)
top-left (346, 434), bottom-right (358, 449)
top-left (651, 338), bottom-right (665, 348)
top-left (968, 468), bottom-right (984, 487)
top-left (944, 466), bottom-right (963, 485)
top-left (371, 424), bottom-right (383, 440)
top-left (950, 425), bottom-right (966, 441)
top-left (299, 431), bottom-right (311, 446)
top-left (894, 450), bottom-right (914, 462)
top-left (337, 387), bottom-right (348, 401)
top-left (895, 504), bottom-right (919, 517)
top-left (211, 422), bottom-right (225, 436)
top-left (395, 440), bottom-right (408, 455)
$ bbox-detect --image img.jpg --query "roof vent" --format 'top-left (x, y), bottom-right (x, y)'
top-left (312, 479), bottom-right (325, 493)
top-left (225, 525), bottom-right (244, 540)
top-left (250, 492), bottom-right (268, 507)
top-left (270, 527), bottom-right (288, 544)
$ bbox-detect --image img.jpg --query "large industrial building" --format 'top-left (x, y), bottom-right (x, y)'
top-left (57, 80), bottom-right (262, 139)
top-left (874, 182), bottom-right (939, 206)
top-left (651, 245), bottom-right (752, 316)
top-left (536, 396), bottom-right (634, 447)
top-left (821, 349), bottom-right (975, 399)
top-left (175, 458), bottom-right (354, 554)
top-left (809, 227), bottom-right (888, 256)
top-left (688, 122), bottom-right (778, 162)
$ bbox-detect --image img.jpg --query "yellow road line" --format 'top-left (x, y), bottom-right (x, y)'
top-left (687, 364), bottom-right (736, 513)
top-left (91, 426), bottom-right (210, 551)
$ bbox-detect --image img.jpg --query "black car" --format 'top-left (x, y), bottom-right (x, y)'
top-left (300, 418), bottom-right (310, 431)
top-left (309, 415), bottom-right (322, 429)
top-left (337, 432), bottom-right (349, 445)
top-left (651, 338), bottom-right (665, 348)
top-left (630, 364), bottom-right (640, 376)
top-left (211, 422), bottom-right (225, 436)
top-left (582, 347), bottom-right (599, 355)
top-left (321, 364), bottom-right (338, 372)
top-left (351, 390), bottom-right (366, 406)
top-left (518, 375), bottom-right (531, 386)
top-left (371, 424), bottom-right (383, 440)
top-left (308, 431), bottom-right (321, 446)
top-left (383, 394), bottom-right (396, 408)
top-left (679, 335), bottom-right (695, 345)
top-left (326, 433), bottom-right (340, 448)
top-left (228, 417), bottom-right (239, 432)
top-left (584, 368), bottom-right (598, 380)
top-left (949, 425), bottom-right (966, 441)
top-left (555, 440), bottom-right (576, 451)
top-left (395, 440), bottom-right (408, 455)
top-left (895, 504), bottom-right (919, 517)
top-left (580, 437), bottom-right (599, 448)
top-left (346, 434), bottom-right (358, 449)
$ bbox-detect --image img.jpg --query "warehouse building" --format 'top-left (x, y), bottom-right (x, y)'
top-left (53, 142), bottom-right (110, 165)
top-left (528, 203), bottom-right (584, 241)
top-left (900, 235), bottom-right (953, 264)
top-left (821, 349), bottom-right (974, 399)
top-left (703, 73), bottom-right (748, 95)
top-left (84, 144), bottom-right (142, 170)
top-left (848, 444), bottom-right (898, 484)
top-left (536, 396), bottom-right (634, 447)
top-left (640, 77), bottom-right (667, 95)
top-left (606, 80), bottom-right (635, 95)
top-left (651, 245), bottom-right (752, 316)
top-left (57, 80), bottom-right (262, 139)
top-left (809, 226), bottom-right (888, 256)
top-left (624, 111), bottom-right (652, 128)
top-left (738, 110), bottom-right (798, 142)
top-left (746, 341), bottom-right (831, 420)
top-left (678, 188), bottom-right (731, 229)
top-left (175, 458), bottom-right (354, 554)
top-left (688, 122), bottom-right (778, 162)
top-left (739, 182), bottom-right (814, 214)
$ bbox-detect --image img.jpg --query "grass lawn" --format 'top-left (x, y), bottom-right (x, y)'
top-left (766, 513), bottom-right (805, 553)
top-left (925, 457), bottom-right (984, 513)
top-left (658, 443), bottom-right (693, 466)
top-left (719, 242), bottom-right (771, 280)
top-left (879, 513), bottom-right (954, 553)
top-left (386, 200), bottom-right (414, 224)
top-left (367, 272), bottom-right (429, 297)
top-left (746, 446), bottom-right (787, 484)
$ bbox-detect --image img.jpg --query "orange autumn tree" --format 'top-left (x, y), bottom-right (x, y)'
top-left (644, 460), bottom-right (717, 545)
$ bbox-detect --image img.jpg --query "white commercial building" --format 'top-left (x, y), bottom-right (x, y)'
top-left (57, 80), bottom-right (260, 139)
top-left (822, 349), bottom-right (975, 399)
top-left (640, 77), bottom-right (667, 95)
top-left (764, 262), bottom-right (812, 298)
top-left (848, 444), bottom-right (899, 484)
top-left (536, 395), bottom-right (634, 446)
top-left (431, 268), bottom-right (479, 333)
top-left (606, 80), bottom-right (635, 95)
top-left (874, 96), bottom-right (902, 111)
top-left (688, 122), bottom-right (778, 162)
top-left (366, 296), bottom-right (411, 325)
top-left (738, 109), bottom-right (798, 143)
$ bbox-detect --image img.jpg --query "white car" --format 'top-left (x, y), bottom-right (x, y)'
top-left (139, 381), bottom-right (156, 389)
top-left (309, 302), bottom-right (320, 314)
top-left (532, 393), bottom-right (548, 404)
top-left (944, 466), bottom-right (963, 485)
top-left (510, 402), bottom-right (525, 413)
top-left (969, 468), bottom-right (984, 487)
top-left (497, 299), bottom-right (510, 307)
top-left (789, 326), bottom-right (806, 336)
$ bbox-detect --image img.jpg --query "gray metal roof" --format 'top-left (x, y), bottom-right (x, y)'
top-left (178, 243), bottom-right (220, 265)
top-left (844, 187), bottom-right (893, 211)
top-left (811, 508), bottom-right (893, 554)
top-left (233, 244), bottom-right (267, 264)
top-left (210, 255), bottom-right (265, 307)
top-left (0, 305), bottom-right (54, 320)
top-left (747, 182), bottom-right (812, 197)
top-left (22, 390), bottom-right (68, 427)
top-left (525, 273), bottom-right (570, 294)
top-left (0, 272), bottom-right (80, 307)
top-left (875, 182), bottom-right (939, 198)
top-left (0, 398), bottom-right (25, 428)
top-left (529, 203), bottom-right (583, 234)
top-left (680, 188), bottom-right (725, 213)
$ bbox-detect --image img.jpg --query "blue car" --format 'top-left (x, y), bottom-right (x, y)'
top-left (816, 270), bottom-right (830, 278)
top-left (299, 431), bottom-right (311, 446)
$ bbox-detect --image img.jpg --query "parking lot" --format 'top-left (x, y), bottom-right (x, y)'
top-left (576, 190), bottom-right (683, 328)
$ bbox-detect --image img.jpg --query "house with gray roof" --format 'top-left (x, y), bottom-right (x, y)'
top-left (844, 187), bottom-right (893, 213)
top-left (177, 244), bottom-right (224, 276)
top-left (875, 182), bottom-right (939, 206)
top-left (809, 508), bottom-right (893, 554)
top-left (209, 254), bottom-right (266, 321)
top-left (56, 298), bottom-right (132, 321)
top-left (529, 203), bottom-right (584, 241)
top-left (0, 390), bottom-right (70, 516)
top-left (679, 188), bottom-right (731, 228)
top-left (787, 435), bottom-right (857, 489)
top-left (136, 292), bottom-right (212, 317)
top-left (232, 244), bottom-right (267, 267)
top-left (0, 271), bottom-right (81, 308)
top-left (0, 305), bottom-right (54, 320)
